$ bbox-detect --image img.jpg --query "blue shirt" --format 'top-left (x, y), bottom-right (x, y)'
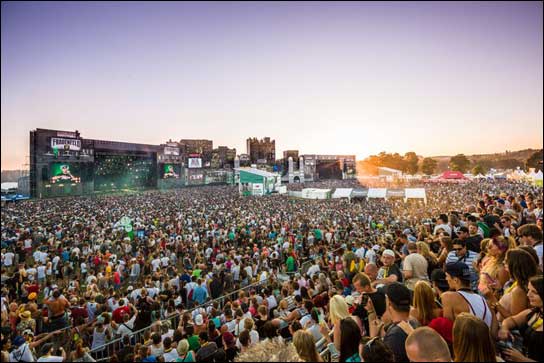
top-left (62, 250), bottom-right (70, 262)
top-left (192, 285), bottom-right (208, 305)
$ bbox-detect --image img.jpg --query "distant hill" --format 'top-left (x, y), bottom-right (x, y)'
top-left (356, 148), bottom-right (543, 175)
top-left (430, 149), bottom-right (542, 173)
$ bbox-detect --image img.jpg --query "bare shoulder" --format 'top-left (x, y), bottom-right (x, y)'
top-left (440, 291), bottom-right (460, 303)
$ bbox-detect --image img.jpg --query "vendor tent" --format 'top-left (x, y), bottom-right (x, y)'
top-left (404, 188), bottom-right (427, 204)
top-left (439, 171), bottom-right (468, 179)
top-left (332, 188), bottom-right (353, 201)
top-left (235, 167), bottom-right (280, 196)
top-left (1, 182), bottom-right (18, 193)
top-left (301, 188), bottom-right (331, 199)
top-left (367, 188), bottom-right (387, 199)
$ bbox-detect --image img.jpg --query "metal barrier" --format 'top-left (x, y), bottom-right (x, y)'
top-left (88, 246), bottom-right (348, 360)
top-left (88, 279), bottom-right (270, 360)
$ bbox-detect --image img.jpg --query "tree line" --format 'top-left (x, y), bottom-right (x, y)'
top-left (357, 150), bottom-right (543, 176)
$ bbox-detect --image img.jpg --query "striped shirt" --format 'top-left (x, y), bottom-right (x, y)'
top-left (446, 250), bottom-right (480, 290)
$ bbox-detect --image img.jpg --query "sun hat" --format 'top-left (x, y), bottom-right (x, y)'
top-left (19, 311), bottom-right (31, 320)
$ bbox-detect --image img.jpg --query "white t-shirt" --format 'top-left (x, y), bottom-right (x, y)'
top-left (37, 265), bottom-right (46, 279)
top-left (10, 343), bottom-right (35, 362)
top-left (3, 252), bottom-right (14, 266)
top-left (161, 256), bottom-right (170, 267)
top-left (37, 355), bottom-right (64, 362)
top-left (151, 258), bottom-right (161, 272)
top-left (26, 268), bottom-right (37, 281)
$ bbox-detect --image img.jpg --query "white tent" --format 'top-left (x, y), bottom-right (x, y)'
top-left (404, 188), bottom-right (427, 204)
top-left (367, 188), bottom-right (387, 199)
top-left (534, 170), bottom-right (543, 181)
top-left (332, 188), bottom-right (353, 201)
top-left (301, 188), bottom-right (331, 200)
top-left (1, 182), bottom-right (18, 193)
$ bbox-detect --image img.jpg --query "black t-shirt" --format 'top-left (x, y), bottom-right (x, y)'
top-left (465, 235), bottom-right (483, 253)
top-left (353, 289), bottom-right (387, 335)
top-left (384, 263), bottom-right (403, 283)
top-left (383, 320), bottom-right (419, 363)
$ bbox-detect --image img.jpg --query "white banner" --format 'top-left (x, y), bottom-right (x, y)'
top-left (51, 138), bottom-right (81, 151)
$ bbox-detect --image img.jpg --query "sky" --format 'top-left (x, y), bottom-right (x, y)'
top-left (1, 1), bottom-right (542, 170)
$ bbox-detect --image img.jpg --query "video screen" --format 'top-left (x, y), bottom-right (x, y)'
top-left (188, 158), bottom-right (202, 168)
top-left (162, 164), bottom-right (181, 179)
top-left (50, 163), bottom-right (81, 184)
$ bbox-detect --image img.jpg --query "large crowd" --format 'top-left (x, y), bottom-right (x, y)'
top-left (1, 179), bottom-right (542, 362)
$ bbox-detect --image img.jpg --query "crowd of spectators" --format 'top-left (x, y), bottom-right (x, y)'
top-left (1, 179), bottom-right (542, 362)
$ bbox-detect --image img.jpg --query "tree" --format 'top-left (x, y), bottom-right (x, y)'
top-left (404, 152), bottom-right (419, 175)
top-left (449, 154), bottom-right (471, 173)
top-left (526, 150), bottom-right (543, 171)
top-left (472, 164), bottom-right (487, 176)
top-left (421, 158), bottom-right (438, 175)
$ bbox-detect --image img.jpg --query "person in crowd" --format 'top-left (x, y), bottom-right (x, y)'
top-left (405, 326), bottom-right (452, 362)
top-left (452, 313), bottom-right (498, 362)
top-left (402, 242), bottom-right (429, 290)
top-left (490, 248), bottom-right (538, 321)
top-left (517, 224), bottom-right (543, 269)
top-left (442, 262), bottom-right (497, 335)
top-left (445, 239), bottom-right (479, 291)
top-left (292, 329), bottom-right (322, 362)
top-left (360, 336), bottom-right (395, 362)
top-left (410, 280), bottom-right (442, 326)
top-left (497, 275), bottom-right (543, 362)
top-left (372, 250), bottom-right (403, 288)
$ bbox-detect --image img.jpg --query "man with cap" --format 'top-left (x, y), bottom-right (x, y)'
top-left (36, 342), bottom-right (66, 362)
top-left (367, 282), bottom-right (419, 363)
top-left (9, 329), bottom-right (61, 362)
top-left (445, 239), bottom-right (479, 291)
top-left (372, 249), bottom-right (403, 289)
top-left (441, 262), bottom-right (497, 335)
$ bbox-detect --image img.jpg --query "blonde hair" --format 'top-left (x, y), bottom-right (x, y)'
top-left (412, 281), bottom-right (436, 326)
top-left (416, 242), bottom-right (436, 262)
top-left (177, 339), bottom-right (189, 356)
top-left (293, 330), bottom-right (320, 362)
top-left (453, 313), bottom-right (496, 362)
top-left (244, 317), bottom-right (254, 331)
top-left (329, 295), bottom-right (349, 325)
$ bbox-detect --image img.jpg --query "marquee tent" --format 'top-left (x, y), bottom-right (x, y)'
top-left (332, 188), bottom-right (353, 200)
top-left (428, 171), bottom-right (470, 183)
top-left (386, 189), bottom-right (406, 198)
top-left (367, 188), bottom-right (387, 199)
top-left (301, 188), bottom-right (332, 200)
top-left (351, 189), bottom-right (368, 199)
top-left (1, 182), bottom-right (18, 193)
top-left (439, 171), bottom-right (468, 179)
top-left (405, 188), bottom-right (427, 204)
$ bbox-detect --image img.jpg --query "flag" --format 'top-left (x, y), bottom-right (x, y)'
top-left (53, 147), bottom-right (59, 158)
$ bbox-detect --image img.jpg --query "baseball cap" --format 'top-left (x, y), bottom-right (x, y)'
top-left (12, 336), bottom-right (25, 347)
top-left (445, 262), bottom-right (471, 281)
top-left (430, 269), bottom-right (449, 291)
top-left (344, 295), bottom-right (355, 307)
top-left (402, 228), bottom-right (412, 236)
top-left (28, 292), bottom-right (37, 301)
top-left (382, 249), bottom-right (395, 258)
top-left (385, 282), bottom-right (411, 308)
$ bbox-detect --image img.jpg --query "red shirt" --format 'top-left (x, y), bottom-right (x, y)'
top-left (113, 271), bottom-right (121, 284)
top-left (27, 284), bottom-right (40, 295)
top-left (112, 305), bottom-right (130, 324)
top-left (71, 306), bottom-right (88, 323)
